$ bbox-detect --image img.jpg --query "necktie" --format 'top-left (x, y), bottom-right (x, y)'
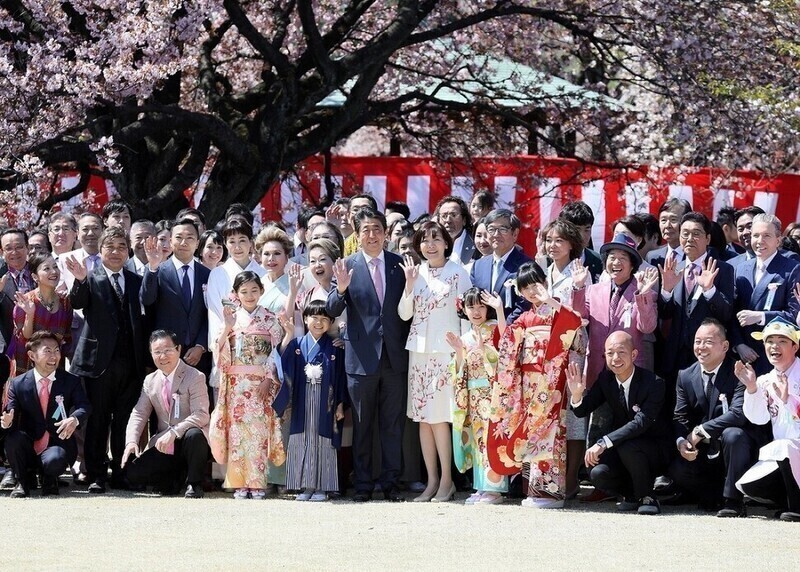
top-left (618, 383), bottom-right (627, 409)
top-left (610, 286), bottom-right (623, 319)
top-left (181, 265), bottom-right (192, 307)
top-left (161, 374), bottom-right (175, 455)
top-left (755, 262), bottom-right (765, 285)
top-left (370, 258), bottom-right (384, 306)
top-left (111, 272), bottom-right (124, 301)
top-left (492, 258), bottom-right (502, 290)
top-left (34, 377), bottom-right (51, 454)
top-left (87, 254), bottom-right (100, 272)
top-left (703, 372), bottom-right (715, 405)
top-left (684, 263), bottom-right (698, 295)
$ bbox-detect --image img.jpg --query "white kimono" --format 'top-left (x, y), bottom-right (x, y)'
top-left (737, 357), bottom-right (800, 492)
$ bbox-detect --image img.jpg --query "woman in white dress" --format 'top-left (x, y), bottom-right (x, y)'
top-left (399, 221), bottom-right (471, 502)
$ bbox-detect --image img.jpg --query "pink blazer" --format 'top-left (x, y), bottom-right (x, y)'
top-left (572, 280), bottom-right (658, 388)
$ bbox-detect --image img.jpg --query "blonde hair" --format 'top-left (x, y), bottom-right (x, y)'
top-left (254, 226), bottom-right (292, 255)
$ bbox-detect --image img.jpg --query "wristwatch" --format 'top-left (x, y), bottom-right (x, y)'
top-left (595, 438), bottom-right (607, 449)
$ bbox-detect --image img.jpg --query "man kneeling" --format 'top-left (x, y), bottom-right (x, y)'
top-left (122, 330), bottom-right (210, 498)
top-left (2, 331), bottom-right (91, 498)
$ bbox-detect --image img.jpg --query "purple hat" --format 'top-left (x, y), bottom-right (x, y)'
top-left (600, 233), bottom-right (642, 265)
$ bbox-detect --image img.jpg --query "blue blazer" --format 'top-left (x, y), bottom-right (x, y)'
top-left (326, 250), bottom-right (410, 376)
top-left (469, 246), bottom-right (532, 322)
top-left (140, 260), bottom-right (210, 349)
top-left (731, 251), bottom-right (800, 374)
top-left (5, 368), bottom-right (91, 463)
top-left (660, 255), bottom-right (735, 375)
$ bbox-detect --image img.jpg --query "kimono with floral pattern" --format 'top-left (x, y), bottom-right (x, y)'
top-left (209, 306), bottom-right (286, 489)
top-left (487, 304), bottom-right (582, 497)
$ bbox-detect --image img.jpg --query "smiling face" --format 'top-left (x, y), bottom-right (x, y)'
top-left (150, 336), bottom-right (181, 375)
top-left (130, 224), bottom-right (154, 262)
top-left (693, 323), bottom-right (729, 370)
top-left (358, 217), bottom-right (387, 258)
top-left (28, 337), bottom-right (61, 377)
top-left (736, 214), bottom-right (754, 251)
top-left (764, 334), bottom-right (798, 371)
top-left (659, 207), bottom-right (684, 248)
top-left (473, 223), bottom-right (492, 256)
top-left (225, 232), bottom-right (253, 267)
top-left (100, 237), bottom-right (129, 272)
top-left (235, 278), bottom-right (264, 312)
top-left (1, 232), bottom-right (28, 271)
top-left (156, 230), bottom-right (172, 257)
top-left (545, 228), bottom-right (571, 265)
top-left (604, 332), bottom-right (638, 380)
top-left (604, 249), bottom-right (633, 284)
top-left (470, 196), bottom-right (489, 221)
top-left (260, 240), bottom-right (289, 278)
top-left (77, 216), bottom-right (102, 255)
top-left (171, 223), bottom-right (199, 264)
top-left (419, 228), bottom-right (447, 265)
top-left (33, 256), bottom-right (60, 290)
top-left (486, 216), bottom-right (518, 257)
top-left (304, 313), bottom-right (332, 338)
top-left (308, 246), bottom-right (334, 286)
top-left (202, 237), bottom-right (224, 268)
top-left (464, 302), bottom-right (488, 327)
top-left (679, 220), bottom-right (710, 262)
top-left (750, 220), bottom-right (780, 261)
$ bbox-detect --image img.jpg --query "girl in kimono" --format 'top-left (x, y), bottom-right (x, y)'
top-left (735, 319), bottom-right (800, 521)
top-left (445, 287), bottom-right (508, 505)
top-left (399, 221), bottom-right (471, 502)
top-left (209, 271), bottom-right (285, 499)
top-left (275, 300), bottom-right (346, 502)
top-left (487, 262), bottom-right (582, 508)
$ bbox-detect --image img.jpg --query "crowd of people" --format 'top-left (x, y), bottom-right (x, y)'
top-left (1, 191), bottom-right (799, 522)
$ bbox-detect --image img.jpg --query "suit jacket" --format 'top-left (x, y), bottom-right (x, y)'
top-left (583, 249), bottom-right (604, 283)
top-left (457, 233), bottom-right (478, 265)
top-left (326, 250), bottom-right (410, 376)
top-left (0, 264), bottom-right (24, 353)
top-left (573, 279), bottom-right (658, 387)
top-left (69, 265), bottom-right (147, 379)
top-left (673, 358), bottom-right (745, 441)
top-left (572, 366), bottom-right (672, 444)
top-left (660, 254), bottom-right (735, 375)
top-left (5, 368), bottom-right (91, 462)
top-left (646, 245), bottom-right (685, 268)
top-left (124, 360), bottom-right (210, 449)
top-left (729, 249), bottom-right (800, 270)
top-left (731, 251), bottom-right (800, 374)
top-left (469, 246), bottom-right (532, 323)
top-left (140, 259), bottom-right (210, 349)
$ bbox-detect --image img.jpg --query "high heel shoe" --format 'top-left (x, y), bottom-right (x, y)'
top-left (413, 488), bottom-right (437, 502)
top-left (430, 483), bottom-right (456, 503)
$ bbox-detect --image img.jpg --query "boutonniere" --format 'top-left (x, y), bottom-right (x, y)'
top-left (767, 282), bottom-right (781, 291)
top-left (765, 282), bottom-right (782, 310)
top-left (172, 393), bottom-right (181, 418)
top-left (52, 395), bottom-right (67, 421)
top-left (304, 363), bottom-right (323, 384)
top-left (632, 404), bottom-right (641, 413)
top-left (719, 393), bottom-right (729, 414)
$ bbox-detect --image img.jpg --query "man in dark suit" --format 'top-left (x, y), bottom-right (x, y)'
top-left (1, 331), bottom-right (91, 497)
top-left (66, 226), bottom-right (147, 493)
top-left (327, 208), bottom-right (410, 502)
top-left (668, 319), bottom-right (762, 517)
top-left (435, 196), bottom-right (477, 265)
top-left (646, 198), bottom-right (693, 268)
top-left (470, 208), bottom-right (531, 322)
top-left (568, 331), bottom-right (673, 515)
top-left (659, 212), bottom-right (735, 379)
top-left (140, 218), bottom-right (211, 378)
top-left (730, 214), bottom-right (800, 375)
top-left (0, 228), bottom-right (33, 355)
top-left (559, 200), bottom-right (603, 281)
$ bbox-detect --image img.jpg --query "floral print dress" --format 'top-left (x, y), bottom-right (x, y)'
top-left (209, 306), bottom-right (286, 489)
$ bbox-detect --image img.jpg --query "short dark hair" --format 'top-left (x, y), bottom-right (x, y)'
top-left (698, 317), bottom-right (727, 340)
top-left (28, 229), bottom-right (51, 252)
top-left (435, 196), bottom-right (473, 234)
top-left (0, 228), bottom-right (28, 246)
top-left (155, 219), bottom-right (175, 235)
top-left (471, 190), bottom-right (495, 211)
top-left (385, 200), bottom-right (411, 220)
top-left (612, 215), bottom-right (646, 244)
top-left (413, 221), bottom-right (454, 260)
top-left (716, 206), bottom-right (736, 229)
top-left (303, 299), bottom-right (333, 320)
top-left (173, 218), bottom-right (200, 238)
top-left (541, 219), bottom-right (583, 261)
top-left (515, 261), bottom-right (547, 290)
top-left (680, 212), bottom-right (711, 235)
top-left (78, 212), bottom-right (103, 227)
top-left (176, 207), bottom-right (206, 227)
top-left (221, 218), bottom-right (253, 241)
top-left (354, 208), bottom-right (387, 233)
top-left (559, 201), bottom-right (595, 226)
top-left (101, 199), bottom-right (133, 221)
top-left (734, 206), bottom-right (765, 225)
top-left (225, 203), bottom-right (254, 227)
top-left (298, 206), bottom-right (324, 230)
top-left (196, 230), bottom-right (227, 261)
top-left (658, 198), bottom-right (692, 217)
top-left (349, 193), bottom-right (378, 212)
top-left (634, 212), bottom-right (660, 241)
top-left (99, 225), bottom-right (130, 249)
top-left (28, 251), bottom-right (55, 276)
top-left (232, 270), bottom-right (264, 293)
top-left (149, 329), bottom-right (179, 347)
top-left (456, 287), bottom-right (497, 321)
top-left (484, 208), bottom-right (521, 230)
top-left (26, 330), bottom-right (61, 352)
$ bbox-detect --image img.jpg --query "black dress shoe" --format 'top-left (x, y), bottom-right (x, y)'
top-left (717, 499), bottom-right (746, 518)
top-left (184, 484), bottom-right (204, 499)
top-left (352, 490), bottom-right (371, 503)
top-left (653, 475), bottom-right (674, 493)
top-left (383, 487), bottom-right (405, 502)
top-left (779, 511), bottom-right (800, 522)
top-left (41, 476), bottom-right (60, 497)
top-left (0, 471), bottom-right (17, 490)
top-left (87, 480), bottom-right (106, 494)
top-left (10, 482), bottom-right (29, 498)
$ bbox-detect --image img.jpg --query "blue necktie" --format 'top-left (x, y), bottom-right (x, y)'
top-left (181, 265), bottom-right (192, 308)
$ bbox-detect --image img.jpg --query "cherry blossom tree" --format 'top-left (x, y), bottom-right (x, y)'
top-left (0, 1), bottom-right (797, 225)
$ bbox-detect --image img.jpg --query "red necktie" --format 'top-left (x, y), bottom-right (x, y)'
top-left (34, 378), bottom-right (50, 454)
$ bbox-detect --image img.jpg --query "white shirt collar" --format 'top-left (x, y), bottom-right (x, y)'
top-left (362, 250), bottom-right (386, 265)
top-left (33, 368), bottom-right (55, 384)
top-left (757, 251), bottom-right (778, 270)
top-left (492, 248), bottom-right (513, 265)
top-left (101, 265), bottom-right (124, 281)
top-left (701, 361), bottom-right (723, 378)
top-left (616, 370), bottom-right (635, 389)
top-left (171, 256), bottom-right (194, 273)
top-left (685, 251), bottom-right (707, 269)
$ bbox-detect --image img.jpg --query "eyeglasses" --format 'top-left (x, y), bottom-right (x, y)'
top-left (151, 347), bottom-right (179, 357)
top-left (679, 230), bottom-right (706, 240)
top-left (486, 226), bottom-right (512, 236)
top-left (438, 212), bottom-right (461, 219)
